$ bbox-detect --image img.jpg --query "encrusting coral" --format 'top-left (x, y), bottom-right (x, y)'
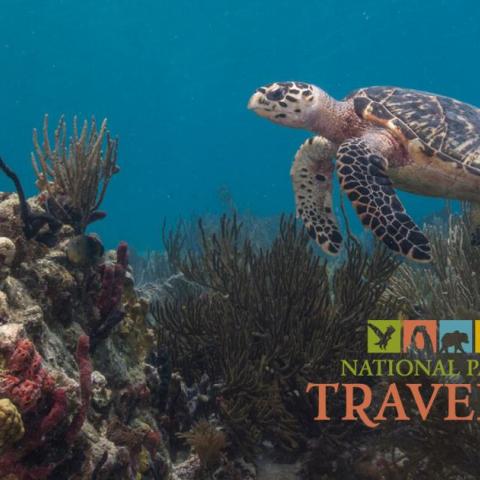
top-left (0, 333), bottom-right (92, 478)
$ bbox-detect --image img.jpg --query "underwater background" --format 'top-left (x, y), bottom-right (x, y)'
top-left (1, 0), bottom-right (480, 250)
top-left (4, 2), bottom-right (480, 478)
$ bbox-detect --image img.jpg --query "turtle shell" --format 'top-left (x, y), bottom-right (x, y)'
top-left (347, 86), bottom-right (480, 175)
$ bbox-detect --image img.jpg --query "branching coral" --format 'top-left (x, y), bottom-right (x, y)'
top-left (31, 115), bottom-right (119, 234)
top-left (154, 215), bottom-right (400, 456)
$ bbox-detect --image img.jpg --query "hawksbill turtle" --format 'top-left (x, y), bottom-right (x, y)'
top-left (248, 82), bottom-right (480, 262)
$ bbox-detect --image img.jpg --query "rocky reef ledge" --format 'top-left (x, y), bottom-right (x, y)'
top-left (0, 116), bottom-right (266, 480)
top-left (0, 189), bottom-right (265, 479)
top-left (0, 190), bottom-right (171, 479)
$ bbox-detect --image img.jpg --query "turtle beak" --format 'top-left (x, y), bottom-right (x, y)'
top-left (247, 92), bottom-right (262, 111)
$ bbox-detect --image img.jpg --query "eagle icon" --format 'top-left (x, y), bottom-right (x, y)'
top-left (368, 323), bottom-right (396, 350)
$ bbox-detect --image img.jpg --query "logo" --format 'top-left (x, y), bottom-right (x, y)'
top-left (439, 320), bottom-right (472, 353)
top-left (403, 320), bottom-right (437, 353)
top-left (367, 320), bottom-right (401, 353)
top-left (306, 319), bottom-right (480, 427)
top-left (367, 320), bottom-right (480, 354)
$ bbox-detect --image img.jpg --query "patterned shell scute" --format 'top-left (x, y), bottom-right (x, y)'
top-left (352, 87), bottom-right (480, 167)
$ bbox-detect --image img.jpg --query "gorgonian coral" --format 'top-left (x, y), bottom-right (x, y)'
top-left (31, 115), bottom-right (119, 234)
top-left (154, 215), bottom-right (400, 456)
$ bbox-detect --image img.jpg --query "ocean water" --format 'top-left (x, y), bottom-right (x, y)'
top-left (1, 0), bottom-right (480, 251)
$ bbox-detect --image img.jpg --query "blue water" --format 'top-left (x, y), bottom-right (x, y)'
top-left (1, 0), bottom-right (479, 250)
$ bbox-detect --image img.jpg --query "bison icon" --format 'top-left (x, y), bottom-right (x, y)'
top-left (439, 330), bottom-right (469, 354)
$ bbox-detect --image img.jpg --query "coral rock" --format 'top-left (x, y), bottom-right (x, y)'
top-left (91, 370), bottom-right (112, 410)
top-left (0, 237), bottom-right (15, 267)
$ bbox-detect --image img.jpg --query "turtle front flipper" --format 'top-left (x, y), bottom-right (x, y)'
top-left (291, 136), bottom-right (343, 255)
top-left (336, 138), bottom-right (432, 262)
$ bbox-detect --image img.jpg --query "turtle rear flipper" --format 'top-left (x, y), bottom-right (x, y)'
top-left (336, 137), bottom-right (432, 262)
top-left (291, 136), bottom-right (343, 255)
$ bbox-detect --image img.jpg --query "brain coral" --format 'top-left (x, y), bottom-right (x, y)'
top-left (0, 397), bottom-right (24, 451)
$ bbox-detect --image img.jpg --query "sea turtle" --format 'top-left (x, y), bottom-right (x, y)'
top-left (248, 82), bottom-right (480, 262)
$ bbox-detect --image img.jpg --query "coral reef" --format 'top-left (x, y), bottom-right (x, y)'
top-left (3, 110), bottom-right (480, 479)
top-left (0, 121), bottom-right (167, 478)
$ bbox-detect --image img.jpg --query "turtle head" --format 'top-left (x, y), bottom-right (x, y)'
top-left (248, 81), bottom-right (322, 130)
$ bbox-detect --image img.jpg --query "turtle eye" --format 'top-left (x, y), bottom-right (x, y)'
top-left (266, 87), bottom-right (286, 101)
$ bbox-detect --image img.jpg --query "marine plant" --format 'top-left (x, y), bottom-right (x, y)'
top-left (153, 215), bottom-right (400, 456)
top-left (31, 115), bottom-right (119, 234)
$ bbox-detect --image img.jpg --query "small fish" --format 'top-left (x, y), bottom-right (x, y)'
top-left (66, 234), bottom-right (105, 266)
